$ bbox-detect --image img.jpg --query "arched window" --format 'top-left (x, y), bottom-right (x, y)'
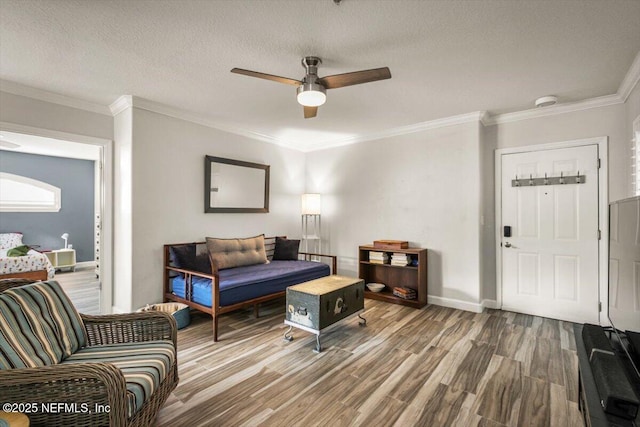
top-left (0, 172), bottom-right (61, 212)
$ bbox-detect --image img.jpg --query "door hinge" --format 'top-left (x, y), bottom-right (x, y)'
top-left (597, 158), bottom-right (601, 169)
top-left (597, 229), bottom-right (601, 240)
top-left (598, 302), bottom-right (602, 312)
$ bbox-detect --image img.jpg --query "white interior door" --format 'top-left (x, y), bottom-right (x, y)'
top-left (501, 145), bottom-right (600, 323)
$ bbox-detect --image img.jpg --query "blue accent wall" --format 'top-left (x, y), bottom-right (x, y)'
top-left (0, 151), bottom-right (95, 262)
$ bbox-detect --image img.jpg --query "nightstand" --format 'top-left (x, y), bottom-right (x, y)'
top-left (44, 249), bottom-right (76, 272)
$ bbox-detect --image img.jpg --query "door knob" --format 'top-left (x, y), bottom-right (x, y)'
top-left (504, 242), bottom-right (512, 248)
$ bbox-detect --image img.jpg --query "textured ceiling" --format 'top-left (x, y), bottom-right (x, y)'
top-left (1, 0), bottom-right (639, 151)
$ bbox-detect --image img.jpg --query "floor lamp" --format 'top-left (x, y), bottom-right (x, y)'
top-left (301, 193), bottom-right (321, 255)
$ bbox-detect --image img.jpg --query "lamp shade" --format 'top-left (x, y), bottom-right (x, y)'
top-left (301, 193), bottom-right (321, 215)
top-left (61, 233), bottom-right (69, 249)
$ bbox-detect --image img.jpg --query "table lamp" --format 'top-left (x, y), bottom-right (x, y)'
top-left (61, 233), bottom-right (69, 249)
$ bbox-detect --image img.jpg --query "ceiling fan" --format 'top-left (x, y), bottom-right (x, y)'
top-left (231, 57), bottom-right (391, 118)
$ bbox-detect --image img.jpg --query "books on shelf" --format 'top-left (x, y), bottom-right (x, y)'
top-left (390, 253), bottom-right (411, 266)
top-left (369, 251), bottom-right (389, 264)
top-left (392, 286), bottom-right (417, 300)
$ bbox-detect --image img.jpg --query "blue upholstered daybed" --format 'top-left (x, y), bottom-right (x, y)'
top-left (163, 235), bottom-right (336, 341)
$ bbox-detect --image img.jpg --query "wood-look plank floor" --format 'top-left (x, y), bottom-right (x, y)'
top-left (157, 300), bottom-right (583, 427)
top-left (53, 265), bottom-right (100, 315)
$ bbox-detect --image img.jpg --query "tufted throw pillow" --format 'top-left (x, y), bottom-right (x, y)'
top-left (206, 234), bottom-right (268, 270)
top-left (273, 237), bottom-right (300, 261)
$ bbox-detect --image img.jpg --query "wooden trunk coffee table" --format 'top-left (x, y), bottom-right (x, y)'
top-left (283, 275), bottom-right (366, 352)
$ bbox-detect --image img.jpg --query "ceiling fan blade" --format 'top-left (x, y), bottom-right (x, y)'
top-left (303, 106), bottom-right (318, 119)
top-left (319, 67), bottom-right (391, 89)
top-left (230, 68), bottom-right (301, 86)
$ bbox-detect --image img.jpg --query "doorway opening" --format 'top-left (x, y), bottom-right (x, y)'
top-left (0, 124), bottom-right (113, 314)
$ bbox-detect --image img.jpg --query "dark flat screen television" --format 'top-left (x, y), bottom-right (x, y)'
top-left (609, 195), bottom-right (640, 382)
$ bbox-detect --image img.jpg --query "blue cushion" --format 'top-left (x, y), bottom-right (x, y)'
top-left (171, 260), bottom-right (330, 307)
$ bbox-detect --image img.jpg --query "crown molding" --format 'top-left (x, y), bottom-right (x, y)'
top-left (300, 111), bottom-right (487, 152)
top-left (618, 50), bottom-right (640, 102)
top-left (484, 94), bottom-right (623, 126)
top-left (111, 94), bottom-right (488, 153)
top-left (109, 95), bottom-right (132, 116)
top-left (114, 96), bottom-right (289, 149)
top-left (3, 48), bottom-right (639, 152)
top-left (479, 111), bottom-right (491, 126)
top-left (0, 79), bottom-right (111, 116)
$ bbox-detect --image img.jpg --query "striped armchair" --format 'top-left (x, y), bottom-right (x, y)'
top-left (0, 280), bottom-right (178, 427)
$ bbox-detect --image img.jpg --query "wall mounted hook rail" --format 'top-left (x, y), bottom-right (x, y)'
top-left (512, 173), bottom-right (586, 187)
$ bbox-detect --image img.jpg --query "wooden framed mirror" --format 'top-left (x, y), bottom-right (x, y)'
top-left (204, 156), bottom-right (270, 213)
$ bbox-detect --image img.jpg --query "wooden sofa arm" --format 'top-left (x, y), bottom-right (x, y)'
top-left (0, 362), bottom-right (128, 426)
top-left (82, 312), bottom-right (177, 348)
top-left (165, 265), bottom-right (216, 280)
top-left (298, 252), bottom-right (338, 274)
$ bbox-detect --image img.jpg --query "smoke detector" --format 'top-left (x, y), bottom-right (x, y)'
top-left (535, 95), bottom-right (558, 108)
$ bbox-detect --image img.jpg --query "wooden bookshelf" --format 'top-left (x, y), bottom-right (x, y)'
top-left (359, 245), bottom-right (427, 308)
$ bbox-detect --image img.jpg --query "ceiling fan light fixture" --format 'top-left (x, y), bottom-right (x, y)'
top-left (297, 83), bottom-right (326, 107)
top-left (231, 57), bottom-right (391, 118)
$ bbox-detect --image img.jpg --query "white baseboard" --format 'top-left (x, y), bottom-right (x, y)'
top-left (481, 299), bottom-right (500, 310)
top-left (427, 295), bottom-right (483, 313)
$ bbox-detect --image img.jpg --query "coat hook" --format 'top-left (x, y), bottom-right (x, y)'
top-left (575, 171), bottom-right (581, 183)
top-left (544, 173), bottom-right (549, 185)
top-left (559, 171), bottom-right (565, 184)
top-left (529, 174), bottom-right (534, 186)
top-left (514, 174), bottom-right (520, 187)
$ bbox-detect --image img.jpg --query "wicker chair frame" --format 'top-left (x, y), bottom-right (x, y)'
top-left (0, 279), bottom-right (178, 427)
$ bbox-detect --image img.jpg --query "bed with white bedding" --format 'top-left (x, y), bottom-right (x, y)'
top-left (0, 233), bottom-right (55, 280)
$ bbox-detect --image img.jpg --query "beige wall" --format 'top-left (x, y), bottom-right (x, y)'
top-left (306, 122), bottom-right (484, 309)
top-left (485, 103), bottom-right (627, 201)
top-left (480, 101), bottom-right (631, 303)
top-left (479, 121), bottom-right (497, 304)
top-left (3, 82), bottom-right (636, 313)
top-left (0, 91), bottom-right (112, 140)
top-left (125, 107), bottom-right (306, 311)
top-left (0, 92), bottom-right (307, 312)
top-left (305, 100), bottom-right (631, 308)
